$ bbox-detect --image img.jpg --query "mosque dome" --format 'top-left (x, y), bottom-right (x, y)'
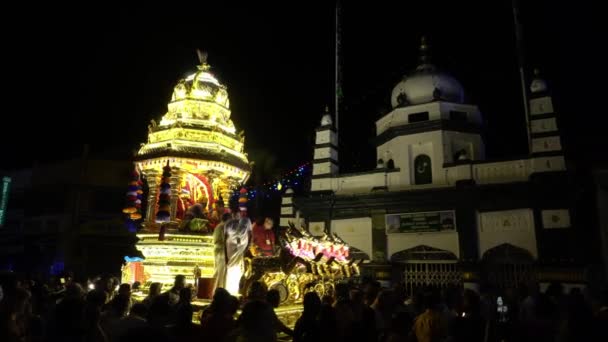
top-left (390, 37), bottom-right (464, 108)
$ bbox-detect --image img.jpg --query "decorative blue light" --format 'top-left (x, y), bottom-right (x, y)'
top-left (124, 256), bottom-right (144, 262)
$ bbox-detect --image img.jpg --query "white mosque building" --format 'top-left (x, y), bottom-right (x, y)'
top-left (281, 37), bottom-right (584, 292)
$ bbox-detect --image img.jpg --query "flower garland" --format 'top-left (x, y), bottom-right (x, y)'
top-left (122, 167), bottom-right (143, 232)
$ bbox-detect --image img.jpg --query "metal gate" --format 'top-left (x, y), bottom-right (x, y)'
top-left (402, 261), bottom-right (462, 296)
top-left (484, 262), bottom-right (536, 290)
top-left (482, 243), bottom-right (536, 290)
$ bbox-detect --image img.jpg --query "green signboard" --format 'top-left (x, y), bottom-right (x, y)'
top-left (386, 210), bottom-right (456, 234)
top-left (0, 176), bottom-right (11, 227)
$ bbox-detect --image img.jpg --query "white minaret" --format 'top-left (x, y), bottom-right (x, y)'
top-left (311, 107), bottom-right (339, 192)
top-left (528, 69), bottom-right (563, 155)
top-left (528, 69), bottom-right (567, 174)
top-left (279, 187), bottom-right (296, 228)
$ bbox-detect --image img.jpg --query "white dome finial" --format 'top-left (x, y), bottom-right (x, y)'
top-left (390, 37), bottom-right (464, 108)
top-left (321, 106), bottom-right (333, 126)
top-left (530, 68), bottom-right (548, 94)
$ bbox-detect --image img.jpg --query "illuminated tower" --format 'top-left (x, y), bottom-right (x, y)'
top-left (123, 52), bottom-right (251, 290)
top-left (136, 51), bottom-right (251, 225)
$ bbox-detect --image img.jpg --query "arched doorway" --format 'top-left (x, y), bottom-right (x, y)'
top-left (414, 154), bottom-right (432, 184)
top-left (391, 245), bottom-right (461, 296)
top-left (482, 243), bottom-right (536, 290)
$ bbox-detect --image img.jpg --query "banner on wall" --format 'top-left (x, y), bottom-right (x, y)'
top-left (386, 210), bottom-right (456, 234)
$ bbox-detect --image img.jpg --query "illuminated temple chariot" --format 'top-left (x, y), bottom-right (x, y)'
top-left (121, 52), bottom-right (360, 305)
top-left (245, 222), bottom-right (362, 304)
top-left (122, 52), bottom-right (251, 291)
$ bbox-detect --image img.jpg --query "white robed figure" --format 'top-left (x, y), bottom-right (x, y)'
top-left (222, 217), bottom-right (252, 295)
top-left (212, 217), bottom-right (228, 292)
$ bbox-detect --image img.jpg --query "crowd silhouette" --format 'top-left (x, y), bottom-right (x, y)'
top-left (1, 273), bottom-right (607, 341)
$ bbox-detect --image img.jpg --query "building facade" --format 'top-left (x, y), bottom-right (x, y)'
top-left (285, 38), bottom-right (587, 292)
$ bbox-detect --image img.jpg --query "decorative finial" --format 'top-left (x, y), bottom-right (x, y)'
top-left (196, 49), bottom-right (210, 71)
top-left (321, 105), bottom-right (333, 126)
top-left (530, 67), bottom-right (548, 94)
top-left (419, 36), bottom-right (430, 64)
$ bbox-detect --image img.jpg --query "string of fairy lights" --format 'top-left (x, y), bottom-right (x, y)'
top-left (233, 161), bottom-right (312, 200)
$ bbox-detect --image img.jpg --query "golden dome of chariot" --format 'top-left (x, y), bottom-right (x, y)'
top-left (136, 51), bottom-right (250, 180)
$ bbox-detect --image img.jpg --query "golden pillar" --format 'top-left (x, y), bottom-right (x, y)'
top-left (169, 166), bottom-right (181, 221)
top-left (144, 170), bottom-right (160, 224)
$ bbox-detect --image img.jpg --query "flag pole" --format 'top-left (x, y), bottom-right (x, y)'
top-left (512, 0), bottom-right (532, 154)
top-left (335, 0), bottom-right (341, 132)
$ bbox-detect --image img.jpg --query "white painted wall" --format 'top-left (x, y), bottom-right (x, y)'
top-left (386, 231), bottom-right (460, 260)
top-left (376, 102), bottom-right (483, 136)
top-left (541, 209), bottom-right (570, 229)
top-left (314, 147), bottom-right (338, 160)
top-left (473, 159), bottom-right (529, 184)
top-left (313, 161), bottom-right (338, 176)
top-left (309, 221), bottom-right (326, 236)
top-left (477, 209), bottom-right (537, 259)
top-left (531, 136), bottom-right (562, 153)
top-left (530, 156), bottom-right (566, 173)
top-left (376, 102), bottom-right (442, 135)
top-left (331, 217), bottom-right (373, 258)
top-left (529, 96), bottom-right (554, 115)
top-left (530, 118), bottom-right (558, 134)
top-left (443, 131), bottom-right (485, 162)
top-left (377, 131), bottom-right (444, 187)
top-left (280, 206), bottom-right (294, 215)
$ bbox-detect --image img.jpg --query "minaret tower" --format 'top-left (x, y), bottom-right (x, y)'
top-left (528, 69), bottom-right (563, 155)
top-left (311, 107), bottom-right (339, 192)
top-left (528, 69), bottom-right (566, 173)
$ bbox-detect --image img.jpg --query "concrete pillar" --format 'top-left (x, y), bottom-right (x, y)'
top-left (371, 209), bottom-right (387, 262)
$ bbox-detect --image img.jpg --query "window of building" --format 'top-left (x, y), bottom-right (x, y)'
top-left (408, 112), bottom-right (429, 123)
top-left (449, 111), bottom-right (467, 121)
top-left (414, 154), bottom-right (432, 184)
top-left (387, 159), bottom-right (395, 169)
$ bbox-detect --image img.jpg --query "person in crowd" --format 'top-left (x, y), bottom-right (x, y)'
top-left (213, 212), bottom-right (233, 293)
top-left (350, 287), bottom-right (377, 341)
top-left (453, 289), bottom-right (485, 342)
top-left (168, 287), bottom-right (201, 341)
top-left (386, 311), bottom-right (414, 342)
top-left (142, 282), bottom-right (162, 308)
top-left (317, 299), bottom-right (338, 342)
top-left (246, 281), bottom-right (268, 303)
top-left (233, 299), bottom-right (277, 342)
top-left (107, 302), bottom-right (148, 342)
top-left (371, 289), bottom-right (393, 339)
top-left (166, 275), bottom-right (186, 306)
top-left (84, 289), bottom-right (109, 342)
top-left (556, 288), bottom-right (595, 342)
top-left (0, 287), bottom-right (34, 342)
top-left (50, 282), bottom-right (86, 342)
top-left (411, 289), bottom-right (447, 342)
top-left (201, 288), bottom-right (238, 342)
top-left (266, 289), bottom-right (294, 337)
top-left (293, 292), bottom-right (321, 342)
top-left (251, 217), bottom-right (278, 257)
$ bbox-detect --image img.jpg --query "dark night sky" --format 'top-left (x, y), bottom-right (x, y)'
top-left (2, 2), bottom-right (605, 178)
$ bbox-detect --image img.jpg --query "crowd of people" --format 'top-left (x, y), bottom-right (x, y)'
top-left (1, 272), bottom-right (607, 342)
